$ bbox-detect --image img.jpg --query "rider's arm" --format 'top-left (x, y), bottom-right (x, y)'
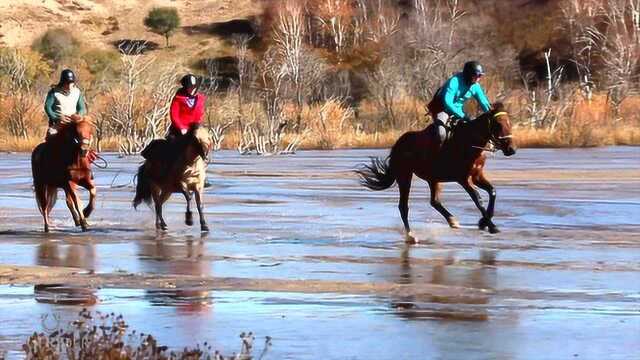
top-left (170, 95), bottom-right (188, 131)
top-left (472, 84), bottom-right (491, 112)
top-left (44, 90), bottom-right (59, 124)
top-left (76, 92), bottom-right (87, 116)
top-left (442, 76), bottom-right (466, 119)
top-left (193, 94), bottom-right (207, 125)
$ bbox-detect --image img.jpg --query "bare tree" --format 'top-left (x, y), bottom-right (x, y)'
top-left (232, 34), bottom-right (255, 136)
top-left (366, 3), bottom-right (401, 44)
top-left (142, 63), bottom-right (179, 141)
top-left (406, 0), bottom-right (451, 105)
top-left (314, 0), bottom-right (355, 56)
top-left (274, 2), bottom-right (329, 130)
top-left (367, 56), bottom-right (404, 129)
top-left (564, 0), bottom-right (640, 118)
top-left (0, 49), bottom-right (37, 139)
top-left (274, 1), bottom-right (306, 129)
top-left (519, 49), bottom-right (570, 130)
top-left (108, 42), bottom-right (180, 154)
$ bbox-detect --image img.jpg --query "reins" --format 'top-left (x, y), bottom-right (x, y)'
top-left (91, 153), bottom-right (108, 169)
top-left (471, 111), bottom-right (512, 152)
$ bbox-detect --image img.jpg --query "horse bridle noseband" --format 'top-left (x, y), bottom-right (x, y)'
top-left (473, 111), bottom-right (513, 152)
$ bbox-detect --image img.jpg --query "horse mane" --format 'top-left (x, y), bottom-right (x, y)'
top-left (194, 127), bottom-right (212, 150)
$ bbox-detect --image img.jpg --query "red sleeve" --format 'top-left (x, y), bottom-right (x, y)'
top-left (170, 95), bottom-right (188, 130)
top-left (193, 94), bottom-right (207, 125)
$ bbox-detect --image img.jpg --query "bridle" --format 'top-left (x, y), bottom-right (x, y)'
top-left (472, 111), bottom-right (513, 152)
top-left (73, 130), bottom-right (93, 158)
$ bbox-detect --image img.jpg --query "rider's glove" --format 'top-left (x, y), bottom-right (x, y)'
top-left (47, 127), bottom-right (58, 136)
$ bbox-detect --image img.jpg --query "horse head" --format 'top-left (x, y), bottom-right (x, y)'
top-left (191, 127), bottom-right (213, 160)
top-left (488, 103), bottom-right (516, 156)
top-left (74, 119), bottom-right (94, 158)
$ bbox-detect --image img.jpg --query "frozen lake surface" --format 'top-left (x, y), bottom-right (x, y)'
top-left (0, 147), bottom-right (639, 359)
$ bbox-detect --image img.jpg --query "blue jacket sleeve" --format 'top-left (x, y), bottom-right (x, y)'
top-left (442, 76), bottom-right (466, 119)
top-left (76, 92), bottom-right (87, 116)
top-left (472, 84), bottom-right (491, 112)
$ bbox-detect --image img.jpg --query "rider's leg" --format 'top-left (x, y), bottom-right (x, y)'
top-left (432, 112), bottom-right (449, 152)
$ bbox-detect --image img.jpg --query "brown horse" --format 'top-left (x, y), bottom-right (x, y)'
top-left (133, 127), bottom-right (213, 232)
top-left (356, 103), bottom-right (516, 241)
top-left (31, 119), bottom-right (96, 232)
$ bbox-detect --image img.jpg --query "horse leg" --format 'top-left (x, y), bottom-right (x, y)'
top-left (396, 173), bottom-right (414, 242)
top-left (428, 181), bottom-right (459, 228)
top-left (63, 184), bottom-right (81, 228)
top-left (460, 180), bottom-right (498, 234)
top-left (152, 186), bottom-right (168, 231)
top-left (65, 183), bottom-right (88, 231)
top-left (80, 178), bottom-right (96, 219)
top-left (45, 185), bottom-right (57, 232)
top-left (35, 184), bottom-right (50, 232)
top-left (182, 188), bottom-right (193, 226)
top-left (194, 188), bottom-right (209, 232)
top-left (473, 173), bottom-right (497, 231)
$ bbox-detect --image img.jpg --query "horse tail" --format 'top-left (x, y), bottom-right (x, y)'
top-left (356, 155), bottom-right (396, 191)
top-left (31, 144), bottom-right (58, 214)
top-left (133, 163), bottom-right (152, 209)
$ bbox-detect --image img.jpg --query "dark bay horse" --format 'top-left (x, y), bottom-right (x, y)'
top-left (356, 103), bottom-right (516, 241)
top-left (133, 127), bottom-right (213, 232)
top-left (31, 120), bottom-right (96, 232)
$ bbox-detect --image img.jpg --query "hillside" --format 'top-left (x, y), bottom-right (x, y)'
top-left (0, 0), bottom-right (566, 67)
top-left (0, 0), bottom-right (263, 59)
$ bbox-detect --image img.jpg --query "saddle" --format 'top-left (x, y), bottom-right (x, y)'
top-left (141, 133), bottom-right (191, 165)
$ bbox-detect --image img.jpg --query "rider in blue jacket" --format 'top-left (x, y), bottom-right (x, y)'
top-left (427, 61), bottom-right (491, 152)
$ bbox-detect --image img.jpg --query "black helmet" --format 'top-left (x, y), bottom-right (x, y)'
top-left (463, 61), bottom-right (484, 82)
top-left (180, 74), bottom-right (198, 89)
top-left (59, 69), bottom-right (76, 84)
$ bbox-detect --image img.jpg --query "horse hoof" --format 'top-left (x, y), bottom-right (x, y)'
top-left (478, 218), bottom-right (489, 230)
top-left (185, 212), bottom-right (194, 226)
top-left (447, 217), bottom-right (460, 229)
top-left (488, 226), bottom-right (500, 234)
top-left (405, 232), bottom-right (417, 244)
top-left (80, 220), bottom-right (89, 231)
top-left (44, 225), bottom-right (49, 233)
top-left (201, 224), bottom-right (209, 233)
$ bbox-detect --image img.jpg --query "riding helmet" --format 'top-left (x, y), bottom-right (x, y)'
top-left (59, 69), bottom-right (76, 84)
top-left (180, 74), bottom-right (198, 89)
top-left (463, 61), bottom-right (485, 82)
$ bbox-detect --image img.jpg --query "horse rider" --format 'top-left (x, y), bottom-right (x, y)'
top-left (167, 73), bottom-right (212, 187)
top-left (44, 69), bottom-right (87, 141)
top-left (427, 61), bottom-right (492, 154)
top-left (168, 74), bottom-right (207, 142)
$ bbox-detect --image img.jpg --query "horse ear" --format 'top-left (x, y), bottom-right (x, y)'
top-left (492, 102), bottom-right (505, 112)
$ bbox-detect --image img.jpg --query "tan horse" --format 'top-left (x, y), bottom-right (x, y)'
top-left (31, 119), bottom-right (96, 232)
top-left (133, 127), bottom-right (213, 232)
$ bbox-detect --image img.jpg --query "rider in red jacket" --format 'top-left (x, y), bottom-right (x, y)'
top-left (169, 74), bottom-right (207, 137)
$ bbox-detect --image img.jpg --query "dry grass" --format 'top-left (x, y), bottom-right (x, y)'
top-left (2, 91), bottom-right (639, 153)
top-left (3, 125), bottom-right (639, 153)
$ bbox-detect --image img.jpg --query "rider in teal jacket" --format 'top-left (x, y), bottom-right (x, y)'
top-left (428, 61), bottom-right (491, 152)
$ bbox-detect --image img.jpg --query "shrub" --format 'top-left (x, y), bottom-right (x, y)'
top-left (144, 7), bottom-right (181, 47)
top-left (0, 47), bottom-right (51, 89)
top-left (81, 48), bottom-right (120, 77)
top-left (32, 28), bottom-right (81, 63)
